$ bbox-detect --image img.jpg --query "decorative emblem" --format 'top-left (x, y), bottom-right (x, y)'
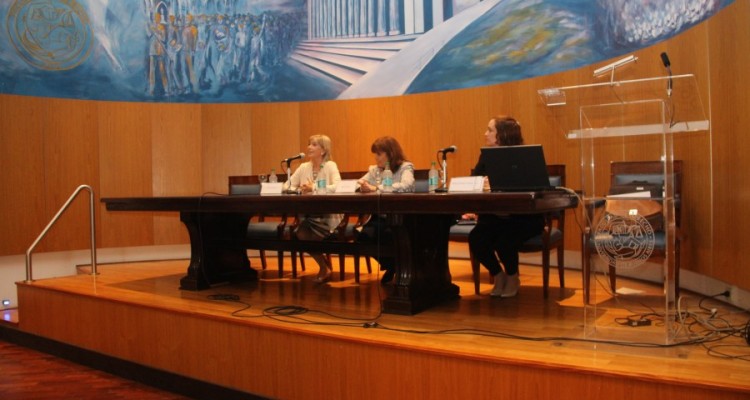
top-left (6, 0), bottom-right (92, 71)
top-left (594, 213), bottom-right (655, 269)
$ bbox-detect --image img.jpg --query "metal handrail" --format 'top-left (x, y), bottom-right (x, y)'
top-left (25, 185), bottom-right (98, 282)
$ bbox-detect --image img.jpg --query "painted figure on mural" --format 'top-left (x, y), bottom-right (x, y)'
top-left (165, 14), bottom-right (183, 95)
top-left (208, 14), bottom-right (231, 92)
top-left (147, 11), bottom-right (169, 96)
top-left (194, 14), bottom-right (211, 90)
top-left (181, 14), bottom-right (199, 94)
top-left (248, 14), bottom-right (267, 83)
top-left (234, 19), bottom-right (250, 82)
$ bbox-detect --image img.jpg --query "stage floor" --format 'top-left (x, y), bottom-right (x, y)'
top-left (14, 251), bottom-right (750, 399)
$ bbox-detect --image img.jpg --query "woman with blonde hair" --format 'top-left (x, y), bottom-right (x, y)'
top-left (289, 134), bottom-right (342, 283)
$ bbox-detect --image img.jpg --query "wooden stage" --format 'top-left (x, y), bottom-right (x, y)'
top-left (14, 249), bottom-right (750, 400)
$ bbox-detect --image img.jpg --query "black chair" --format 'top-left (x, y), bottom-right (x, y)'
top-left (449, 165), bottom-right (567, 297)
top-left (583, 160), bottom-right (683, 300)
top-left (229, 174), bottom-right (294, 277)
top-left (289, 171), bottom-right (370, 281)
top-left (339, 168), bottom-right (430, 283)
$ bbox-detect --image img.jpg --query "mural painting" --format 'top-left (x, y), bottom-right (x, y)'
top-left (0, 0), bottom-right (733, 103)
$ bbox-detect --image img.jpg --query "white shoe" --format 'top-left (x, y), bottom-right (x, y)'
top-left (490, 272), bottom-right (507, 297)
top-left (501, 274), bottom-right (520, 298)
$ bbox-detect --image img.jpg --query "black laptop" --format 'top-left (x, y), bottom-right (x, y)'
top-left (479, 145), bottom-right (553, 192)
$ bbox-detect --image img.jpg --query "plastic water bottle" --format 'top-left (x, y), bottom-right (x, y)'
top-left (428, 161), bottom-right (439, 192)
top-left (315, 164), bottom-right (326, 194)
top-left (381, 162), bottom-right (393, 193)
top-left (268, 168), bottom-right (278, 183)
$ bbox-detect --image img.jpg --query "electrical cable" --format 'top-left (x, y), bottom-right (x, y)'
top-left (205, 290), bottom-right (749, 355)
top-left (200, 187), bottom-right (749, 358)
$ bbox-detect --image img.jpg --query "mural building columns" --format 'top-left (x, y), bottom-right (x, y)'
top-left (311, 0), bottom-right (435, 39)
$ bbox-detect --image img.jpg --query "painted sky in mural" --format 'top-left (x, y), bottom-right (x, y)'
top-left (0, 0), bottom-right (733, 103)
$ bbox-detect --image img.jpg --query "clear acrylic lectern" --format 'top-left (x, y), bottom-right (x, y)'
top-left (539, 74), bottom-right (709, 345)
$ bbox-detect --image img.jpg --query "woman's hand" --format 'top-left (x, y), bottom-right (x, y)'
top-left (359, 180), bottom-right (377, 193)
top-left (299, 178), bottom-right (315, 194)
top-left (461, 213), bottom-right (477, 221)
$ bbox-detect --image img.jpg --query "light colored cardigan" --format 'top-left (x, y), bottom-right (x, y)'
top-left (358, 161), bottom-right (415, 193)
top-left (289, 160), bottom-right (343, 232)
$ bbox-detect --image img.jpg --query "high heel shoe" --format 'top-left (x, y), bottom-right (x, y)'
top-left (380, 268), bottom-right (395, 285)
top-left (313, 268), bottom-right (332, 284)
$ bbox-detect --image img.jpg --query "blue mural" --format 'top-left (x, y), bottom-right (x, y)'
top-left (0, 0), bottom-right (733, 103)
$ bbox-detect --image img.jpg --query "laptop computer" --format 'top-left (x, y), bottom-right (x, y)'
top-left (479, 145), bottom-right (553, 192)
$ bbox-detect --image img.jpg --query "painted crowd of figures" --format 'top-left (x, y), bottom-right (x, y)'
top-left (146, 10), bottom-right (305, 97)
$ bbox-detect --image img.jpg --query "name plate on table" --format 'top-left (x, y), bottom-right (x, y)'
top-left (336, 179), bottom-right (358, 193)
top-left (448, 176), bottom-right (484, 192)
top-left (261, 182), bottom-right (284, 194)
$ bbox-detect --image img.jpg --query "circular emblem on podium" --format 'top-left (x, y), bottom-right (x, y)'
top-left (6, 0), bottom-right (92, 71)
top-left (594, 213), bottom-right (655, 269)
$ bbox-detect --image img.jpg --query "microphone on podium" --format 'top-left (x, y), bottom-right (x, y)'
top-left (281, 153), bottom-right (305, 163)
top-left (660, 52), bottom-right (672, 97)
top-left (438, 145), bottom-right (457, 154)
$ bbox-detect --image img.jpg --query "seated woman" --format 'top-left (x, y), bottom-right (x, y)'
top-left (357, 136), bottom-right (415, 284)
top-left (467, 116), bottom-right (544, 297)
top-left (289, 134), bottom-right (342, 283)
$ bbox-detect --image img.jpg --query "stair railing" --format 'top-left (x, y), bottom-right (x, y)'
top-left (25, 185), bottom-right (98, 282)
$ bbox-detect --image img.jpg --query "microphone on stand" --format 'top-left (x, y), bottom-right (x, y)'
top-left (281, 153), bottom-right (305, 163)
top-left (436, 146), bottom-right (457, 192)
top-left (660, 52), bottom-right (672, 97)
top-left (282, 153), bottom-right (305, 194)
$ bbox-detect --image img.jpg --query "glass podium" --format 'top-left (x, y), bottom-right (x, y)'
top-left (539, 74), bottom-right (709, 345)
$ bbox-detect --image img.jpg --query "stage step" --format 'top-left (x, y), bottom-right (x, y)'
top-left (1, 308), bottom-right (19, 326)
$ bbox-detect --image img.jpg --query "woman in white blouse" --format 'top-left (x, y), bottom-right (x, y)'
top-left (357, 136), bottom-right (415, 193)
top-left (289, 134), bottom-right (342, 283)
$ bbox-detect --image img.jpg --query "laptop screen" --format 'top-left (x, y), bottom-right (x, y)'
top-left (479, 145), bottom-right (552, 192)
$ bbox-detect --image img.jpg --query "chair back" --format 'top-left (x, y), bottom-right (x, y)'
top-left (230, 184), bottom-right (261, 195)
top-left (609, 160), bottom-right (683, 226)
top-left (340, 171), bottom-right (366, 180)
top-left (546, 164), bottom-right (565, 187)
top-left (228, 174), bottom-right (289, 193)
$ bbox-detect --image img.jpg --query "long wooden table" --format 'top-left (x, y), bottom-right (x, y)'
top-left (102, 191), bottom-right (577, 314)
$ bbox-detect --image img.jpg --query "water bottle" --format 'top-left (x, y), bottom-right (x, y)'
top-left (374, 168), bottom-right (382, 188)
top-left (268, 168), bottom-right (278, 183)
top-left (315, 164), bottom-right (326, 194)
top-left (381, 162), bottom-right (393, 193)
top-left (428, 161), bottom-right (439, 192)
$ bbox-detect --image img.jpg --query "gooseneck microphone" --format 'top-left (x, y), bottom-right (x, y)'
top-left (282, 153), bottom-right (305, 194)
top-left (660, 52), bottom-right (671, 68)
top-left (435, 145), bottom-right (456, 192)
top-left (660, 52), bottom-right (672, 97)
top-left (281, 153), bottom-right (305, 163)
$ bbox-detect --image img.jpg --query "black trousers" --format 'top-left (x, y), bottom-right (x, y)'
top-left (468, 214), bottom-right (544, 276)
top-left (356, 216), bottom-right (395, 271)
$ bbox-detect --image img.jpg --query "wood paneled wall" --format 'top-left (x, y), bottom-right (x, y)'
top-left (1, 2), bottom-right (747, 290)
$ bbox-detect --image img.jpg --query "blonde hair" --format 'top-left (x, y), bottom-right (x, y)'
top-left (309, 135), bottom-right (332, 162)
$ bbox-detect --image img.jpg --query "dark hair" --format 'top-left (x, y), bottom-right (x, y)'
top-left (371, 136), bottom-right (407, 170)
top-left (493, 116), bottom-right (524, 146)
